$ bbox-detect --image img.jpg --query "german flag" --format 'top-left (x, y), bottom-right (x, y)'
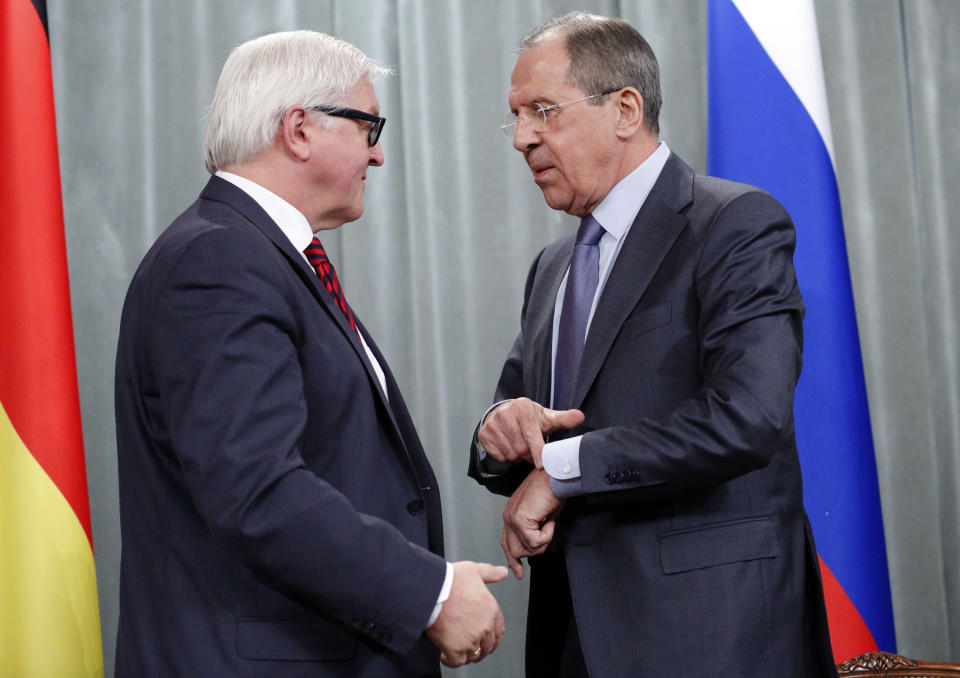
top-left (0, 1), bottom-right (104, 675)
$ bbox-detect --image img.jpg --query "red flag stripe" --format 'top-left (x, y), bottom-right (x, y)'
top-left (818, 555), bottom-right (878, 663)
top-left (0, 0), bottom-right (93, 544)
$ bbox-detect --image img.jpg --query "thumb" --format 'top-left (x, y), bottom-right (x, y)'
top-left (476, 562), bottom-right (510, 583)
top-left (540, 408), bottom-right (585, 434)
top-left (540, 519), bottom-right (556, 543)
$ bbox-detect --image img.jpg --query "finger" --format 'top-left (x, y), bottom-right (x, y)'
top-left (540, 519), bottom-right (556, 543)
top-left (519, 410), bottom-right (546, 469)
top-left (478, 628), bottom-right (497, 659)
top-left (513, 520), bottom-right (551, 554)
top-left (494, 607), bottom-right (505, 642)
top-left (507, 551), bottom-right (525, 579)
top-left (444, 651), bottom-right (466, 668)
top-left (519, 520), bottom-right (556, 557)
top-left (527, 539), bottom-right (551, 557)
top-left (501, 528), bottom-right (525, 579)
top-left (477, 562), bottom-right (510, 583)
top-left (487, 408), bottom-right (532, 465)
top-left (478, 424), bottom-right (512, 463)
top-left (540, 407), bottom-right (585, 435)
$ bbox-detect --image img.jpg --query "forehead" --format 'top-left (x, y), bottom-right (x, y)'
top-left (508, 38), bottom-right (582, 106)
top-left (348, 76), bottom-right (380, 114)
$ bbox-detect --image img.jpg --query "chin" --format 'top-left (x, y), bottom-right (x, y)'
top-left (345, 203), bottom-right (365, 224)
top-left (541, 189), bottom-right (573, 214)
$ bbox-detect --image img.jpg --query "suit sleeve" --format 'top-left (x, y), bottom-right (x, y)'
top-left (466, 250), bottom-right (544, 496)
top-left (149, 228), bottom-right (446, 654)
top-left (578, 190), bottom-right (805, 501)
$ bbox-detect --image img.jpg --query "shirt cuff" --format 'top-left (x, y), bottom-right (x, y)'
top-left (426, 561), bottom-right (454, 628)
top-left (542, 435), bottom-right (584, 498)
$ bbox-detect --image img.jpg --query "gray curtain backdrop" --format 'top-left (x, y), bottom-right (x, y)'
top-left (46, 1), bottom-right (958, 675)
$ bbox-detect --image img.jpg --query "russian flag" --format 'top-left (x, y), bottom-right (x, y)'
top-left (708, 0), bottom-right (896, 662)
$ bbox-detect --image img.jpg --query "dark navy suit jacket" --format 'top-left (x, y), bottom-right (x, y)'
top-left (115, 176), bottom-right (446, 677)
top-left (470, 154), bottom-right (838, 677)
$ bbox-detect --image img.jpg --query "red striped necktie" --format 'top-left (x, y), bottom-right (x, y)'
top-left (303, 237), bottom-right (360, 339)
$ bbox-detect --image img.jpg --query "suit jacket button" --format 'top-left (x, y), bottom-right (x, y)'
top-left (406, 499), bottom-right (425, 515)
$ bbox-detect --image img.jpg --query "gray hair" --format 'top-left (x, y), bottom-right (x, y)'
top-left (203, 30), bottom-right (391, 174)
top-left (519, 12), bottom-right (662, 135)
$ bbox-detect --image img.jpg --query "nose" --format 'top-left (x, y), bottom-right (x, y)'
top-left (512, 113), bottom-right (539, 152)
top-left (369, 141), bottom-right (384, 166)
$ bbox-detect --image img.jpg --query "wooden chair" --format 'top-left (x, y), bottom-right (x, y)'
top-left (838, 651), bottom-right (960, 677)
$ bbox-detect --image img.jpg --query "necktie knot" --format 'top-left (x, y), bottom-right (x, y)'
top-left (576, 214), bottom-right (604, 247)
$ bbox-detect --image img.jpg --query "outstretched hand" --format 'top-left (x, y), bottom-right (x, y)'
top-left (426, 561), bottom-right (509, 667)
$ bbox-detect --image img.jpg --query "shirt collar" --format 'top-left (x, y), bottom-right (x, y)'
top-left (590, 141), bottom-right (671, 242)
top-left (215, 170), bottom-right (315, 256)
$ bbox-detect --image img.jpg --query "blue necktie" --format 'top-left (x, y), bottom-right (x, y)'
top-left (553, 214), bottom-right (604, 410)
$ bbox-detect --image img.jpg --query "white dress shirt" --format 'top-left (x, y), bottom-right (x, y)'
top-left (215, 171), bottom-right (453, 626)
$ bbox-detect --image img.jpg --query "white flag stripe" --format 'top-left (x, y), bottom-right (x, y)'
top-left (731, 0), bottom-right (835, 160)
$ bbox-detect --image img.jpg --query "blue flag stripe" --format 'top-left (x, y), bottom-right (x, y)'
top-left (707, 0), bottom-right (896, 650)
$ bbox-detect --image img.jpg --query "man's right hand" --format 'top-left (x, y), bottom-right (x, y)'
top-left (425, 561), bottom-right (508, 667)
top-left (478, 398), bottom-right (584, 469)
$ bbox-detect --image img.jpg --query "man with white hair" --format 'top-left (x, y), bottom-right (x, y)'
top-left (115, 30), bottom-right (505, 677)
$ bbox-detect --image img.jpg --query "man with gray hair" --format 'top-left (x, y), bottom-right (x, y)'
top-left (115, 30), bottom-right (506, 677)
top-left (469, 12), bottom-right (838, 677)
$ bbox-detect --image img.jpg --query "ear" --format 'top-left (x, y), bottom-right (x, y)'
top-left (614, 87), bottom-right (644, 139)
top-left (278, 106), bottom-right (313, 162)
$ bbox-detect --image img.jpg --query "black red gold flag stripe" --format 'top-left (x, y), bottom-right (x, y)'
top-left (0, 1), bottom-right (104, 674)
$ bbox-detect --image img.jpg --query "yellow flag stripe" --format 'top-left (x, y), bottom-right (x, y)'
top-left (0, 400), bottom-right (103, 678)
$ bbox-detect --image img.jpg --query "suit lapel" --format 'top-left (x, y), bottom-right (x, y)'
top-left (199, 176), bottom-right (395, 415)
top-left (570, 154), bottom-right (694, 409)
top-left (355, 317), bottom-right (421, 461)
top-left (529, 240), bottom-right (574, 406)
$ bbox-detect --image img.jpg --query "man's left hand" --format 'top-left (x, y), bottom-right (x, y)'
top-left (501, 469), bottom-right (563, 579)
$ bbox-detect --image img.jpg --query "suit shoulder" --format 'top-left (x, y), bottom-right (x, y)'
top-left (120, 200), bottom-right (293, 333)
top-left (690, 173), bottom-right (788, 220)
top-left (135, 200), bottom-right (275, 283)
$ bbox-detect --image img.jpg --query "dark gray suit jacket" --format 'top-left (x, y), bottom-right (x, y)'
top-left (470, 154), bottom-right (837, 677)
top-left (115, 176), bottom-right (446, 677)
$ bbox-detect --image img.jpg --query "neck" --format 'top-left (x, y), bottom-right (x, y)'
top-left (221, 155), bottom-right (330, 233)
top-left (569, 135), bottom-right (658, 217)
top-left (613, 134), bottom-right (660, 186)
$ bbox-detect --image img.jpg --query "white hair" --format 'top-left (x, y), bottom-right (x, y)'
top-left (203, 30), bottom-right (391, 174)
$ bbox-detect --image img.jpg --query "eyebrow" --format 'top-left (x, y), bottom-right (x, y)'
top-left (510, 95), bottom-right (557, 113)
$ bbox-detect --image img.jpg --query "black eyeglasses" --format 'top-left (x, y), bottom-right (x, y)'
top-left (311, 106), bottom-right (385, 146)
